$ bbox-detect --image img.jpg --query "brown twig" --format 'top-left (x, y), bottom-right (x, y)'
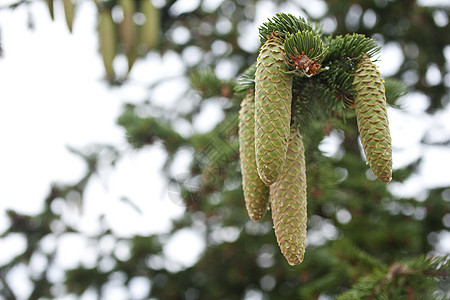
top-left (368, 263), bottom-right (409, 300)
top-left (368, 261), bottom-right (450, 300)
top-left (0, 0), bottom-right (29, 10)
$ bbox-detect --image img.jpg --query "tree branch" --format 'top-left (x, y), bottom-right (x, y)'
top-left (0, 0), bottom-right (30, 10)
top-left (0, 270), bottom-right (16, 299)
top-left (368, 263), bottom-right (409, 300)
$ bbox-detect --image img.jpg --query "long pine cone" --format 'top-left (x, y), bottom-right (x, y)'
top-left (353, 54), bottom-right (392, 183)
top-left (239, 90), bottom-right (270, 221)
top-left (270, 126), bottom-right (307, 266)
top-left (255, 35), bottom-right (292, 185)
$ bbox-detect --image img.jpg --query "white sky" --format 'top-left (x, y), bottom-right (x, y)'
top-left (0, 2), bottom-right (195, 298)
top-left (0, 1), bottom-right (189, 236)
top-left (0, 0), bottom-right (450, 298)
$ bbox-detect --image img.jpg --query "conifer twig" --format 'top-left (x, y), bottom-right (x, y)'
top-left (0, 271), bottom-right (16, 299)
top-left (368, 263), bottom-right (408, 300)
top-left (368, 261), bottom-right (450, 300)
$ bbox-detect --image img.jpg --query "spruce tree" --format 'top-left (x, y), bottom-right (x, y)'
top-left (1, 1), bottom-right (449, 299)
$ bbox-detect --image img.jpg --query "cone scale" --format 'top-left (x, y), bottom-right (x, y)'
top-left (254, 35), bottom-right (293, 186)
top-left (270, 126), bottom-right (307, 266)
top-left (353, 54), bottom-right (392, 183)
top-left (239, 90), bottom-right (270, 221)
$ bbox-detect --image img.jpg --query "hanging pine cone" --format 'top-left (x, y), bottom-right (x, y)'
top-left (255, 35), bottom-right (292, 186)
top-left (270, 126), bottom-right (307, 266)
top-left (239, 90), bottom-right (270, 221)
top-left (353, 54), bottom-right (392, 183)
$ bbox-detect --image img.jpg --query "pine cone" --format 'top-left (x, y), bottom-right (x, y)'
top-left (353, 54), bottom-right (392, 183)
top-left (270, 126), bottom-right (307, 265)
top-left (239, 90), bottom-right (270, 221)
top-left (255, 35), bottom-right (292, 185)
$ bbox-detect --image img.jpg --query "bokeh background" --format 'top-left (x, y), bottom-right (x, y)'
top-left (0, 0), bottom-right (450, 299)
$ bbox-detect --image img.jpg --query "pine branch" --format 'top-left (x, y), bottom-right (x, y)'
top-left (190, 67), bottom-right (233, 99)
top-left (233, 63), bottom-right (256, 98)
top-left (337, 255), bottom-right (450, 300)
top-left (284, 30), bottom-right (327, 64)
top-left (258, 13), bottom-right (317, 45)
top-left (335, 239), bottom-right (387, 270)
top-left (384, 77), bottom-right (408, 105)
top-left (117, 104), bottom-right (186, 152)
top-left (236, 14), bottom-right (396, 126)
top-left (0, 270), bottom-right (16, 299)
top-left (323, 34), bottom-right (381, 63)
top-left (368, 263), bottom-right (408, 300)
top-left (0, 0), bottom-right (29, 10)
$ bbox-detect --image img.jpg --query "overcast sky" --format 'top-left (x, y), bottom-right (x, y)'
top-left (0, 0), bottom-right (450, 298)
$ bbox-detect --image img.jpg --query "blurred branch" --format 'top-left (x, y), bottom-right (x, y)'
top-left (0, 0), bottom-right (29, 10)
top-left (0, 271), bottom-right (16, 299)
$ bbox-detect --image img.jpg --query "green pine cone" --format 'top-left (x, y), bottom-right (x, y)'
top-left (255, 35), bottom-right (293, 185)
top-left (270, 126), bottom-right (307, 266)
top-left (353, 54), bottom-right (392, 183)
top-left (239, 90), bottom-right (270, 221)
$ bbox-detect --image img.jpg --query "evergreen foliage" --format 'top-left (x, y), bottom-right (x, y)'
top-left (258, 13), bottom-right (317, 45)
top-left (284, 30), bottom-right (328, 65)
top-left (1, 1), bottom-right (450, 299)
top-left (323, 33), bottom-right (381, 62)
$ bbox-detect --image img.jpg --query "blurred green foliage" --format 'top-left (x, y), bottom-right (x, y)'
top-left (1, 0), bottom-right (450, 299)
